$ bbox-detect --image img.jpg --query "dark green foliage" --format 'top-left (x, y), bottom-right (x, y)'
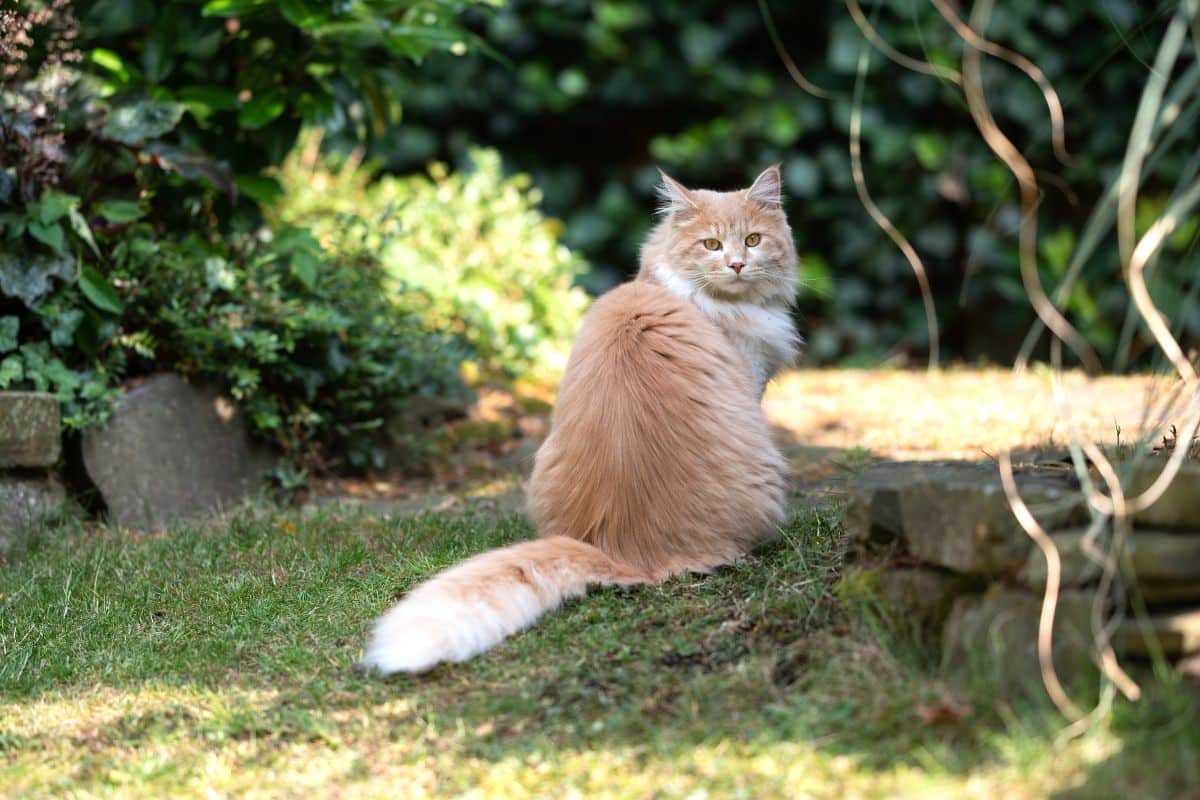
top-left (107, 228), bottom-right (468, 472)
top-left (0, 1), bottom-right (487, 467)
top-left (357, 0), bottom-right (1200, 365)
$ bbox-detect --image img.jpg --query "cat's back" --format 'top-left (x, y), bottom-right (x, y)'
top-left (527, 281), bottom-right (787, 576)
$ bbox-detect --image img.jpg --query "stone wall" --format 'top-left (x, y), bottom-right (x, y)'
top-left (0, 375), bottom-right (274, 547)
top-left (847, 459), bottom-right (1200, 690)
top-left (0, 392), bottom-right (69, 556)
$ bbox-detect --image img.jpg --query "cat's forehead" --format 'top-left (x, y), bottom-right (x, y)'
top-left (681, 189), bottom-right (783, 229)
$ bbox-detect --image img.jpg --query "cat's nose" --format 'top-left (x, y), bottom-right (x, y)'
top-left (729, 262), bottom-right (745, 275)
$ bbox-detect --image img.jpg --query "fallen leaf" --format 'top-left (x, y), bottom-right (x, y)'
top-left (916, 700), bottom-right (972, 725)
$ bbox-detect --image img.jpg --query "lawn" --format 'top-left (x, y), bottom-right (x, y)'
top-left (3, 369), bottom-right (1200, 798)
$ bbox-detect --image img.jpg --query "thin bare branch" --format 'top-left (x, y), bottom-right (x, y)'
top-left (957, 0), bottom-right (1101, 374)
top-left (756, 0), bottom-right (835, 99)
top-left (844, 0), bottom-right (961, 84)
top-left (849, 46), bottom-right (940, 369)
top-left (997, 450), bottom-right (1083, 720)
top-left (930, 0), bottom-right (1071, 164)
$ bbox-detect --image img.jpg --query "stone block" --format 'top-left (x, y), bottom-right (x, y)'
top-left (0, 391), bottom-right (60, 468)
top-left (0, 474), bottom-right (68, 556)
top-left (942, 587), bottom-right (1097, 698)
top-left (1129, 461), bottom-right (1200, 529)
top-left (875, 567), bottom-right (974, 629)
top-left (1115, 608), bottom-right (1200, 658)
top-left (847, 461), bottom-right (1084, 574)
top-left (81, 374), bottom-right (274, 529)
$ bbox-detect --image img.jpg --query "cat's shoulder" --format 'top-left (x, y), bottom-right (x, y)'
top-left (590, 279), bottom-right (703, 322)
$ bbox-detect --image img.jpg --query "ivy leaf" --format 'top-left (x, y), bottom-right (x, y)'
top-left (28, 220), bottom-right (65, 253)
top-left (90, 48), bottom-right (131, 83)
top-left (37, 191), bottom-right (78, 224)
top-left (78, 268), bottom-right (125, 315)
top-left (178, 86), bottom-right (239, 122)
top-left (291, 251), bottom-right (319, 290)
top-left (201, 0), bottom-right (268, 17)
top-left (0, 251), bottom-right (74, 308)
top-left (235, 174), bottom-right (284, 205)
top-left (238, 89), bottom-right (287, 130)
top-left (67, 208), bottom-right (101, 257)
top-left (100, 99), bottom-right (186, 145)
top-left (93, 200), bottom-right (147, 224)
top-left (143, 143), bottom-right (235, 195)
top-left (281, 0), bottom-right (331, 29)
top-left (0, 354), bottom-right (22, 388)
top-left (0, 316), bottom-right (18, 353)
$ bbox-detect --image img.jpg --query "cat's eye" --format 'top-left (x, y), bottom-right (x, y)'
top-left (745, 232), bottom-right (762, 247)
top-left (702, 238), bottom-right (722, 251)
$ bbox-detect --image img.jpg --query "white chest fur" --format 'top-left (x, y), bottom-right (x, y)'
top-left (653, 265), bottom-right (799, 397)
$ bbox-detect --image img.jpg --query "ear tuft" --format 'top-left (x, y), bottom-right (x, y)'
top-left (655, 169), bottom-right (699, 218)
top-left (747, 164), bottom-right (784, 207)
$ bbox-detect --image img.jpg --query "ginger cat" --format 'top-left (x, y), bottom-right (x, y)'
top-left (360, 166), bottom-right (799, 674)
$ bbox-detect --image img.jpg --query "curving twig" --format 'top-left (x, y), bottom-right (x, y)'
top-left (997, 450), bottom-right (1083, 720)
top-left (930, 0), bottom-right (1071, 164)
top-left (844, 0), bottom-right (961, 84)
top-left (850, 45), bottom-right (940, 368)
top-left (756, 0), bottom-right (836, 99)
top-left (1016, 64), bottom-right (1200, 368)
top-left (956, 0), bottom-right (1101, 374)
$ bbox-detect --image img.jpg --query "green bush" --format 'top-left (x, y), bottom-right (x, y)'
top-left (275, 139), bottom-right (590, 381)
top-left (0, 1), bottom-right (486, 472)
top-left (109, 228), bottom-right (467, 474)
top-left (347, 0), bottom-right (1199, 366)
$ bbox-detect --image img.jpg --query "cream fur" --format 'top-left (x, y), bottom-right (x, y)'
top-left (652, 262), bottom-right (798, 395)
top-left (361, 168), bottom-right (796, 676)
top-left (636, 165), bottom-right (801, 396)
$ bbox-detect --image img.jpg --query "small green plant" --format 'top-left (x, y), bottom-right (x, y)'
top-left (275, 138), bottom-right (590, 382)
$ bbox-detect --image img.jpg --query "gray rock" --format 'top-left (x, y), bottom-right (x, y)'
top-left (0, 474), bottom-right (67, 556)
top-left (1115, 608), bottom-right (1200, 657)
top-left (1130, 461), bottom-right (1200, 529)
top-left (875, 567), bottom-right (974, 629)
top-left (847, 461), bottom-right (1084, 574)
top-left (82, 374), bottom-right (274, 529)
top-left (942, 587), bottom-right (1097, 697)
top-left (1021, 528), bottom-right (1200, 602)
top-left (0, 392), bottom-right (61, 468)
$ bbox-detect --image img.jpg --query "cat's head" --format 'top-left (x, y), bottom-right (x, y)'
top-left (643, 165), bottom-right (797, 305)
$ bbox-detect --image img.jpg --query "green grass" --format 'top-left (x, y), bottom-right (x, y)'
top-left (2, 501), bottom-right (1199, 798)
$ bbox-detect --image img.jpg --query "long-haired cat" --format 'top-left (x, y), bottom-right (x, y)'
top-left (360, 166), bottom-right (799, 674)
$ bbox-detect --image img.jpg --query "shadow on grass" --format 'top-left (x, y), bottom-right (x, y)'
top-left (3, 434), bottom-right (1199, 796)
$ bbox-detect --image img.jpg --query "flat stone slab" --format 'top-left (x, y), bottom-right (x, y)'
top-left (1130, 461), bottom-right (1200, 529)
top-left (847, 461), bottom-right (1084, 574)
top-left (0, 474), bottom-right (67, 556)
top-left (1021, 528), bottom-right (1200, 603)
top-left (1115, 608), bottom-right (1200, 657)
top-left (0, 392), bottom-right (60, 468)
top-left (82, 374), bottom-right (274, 529)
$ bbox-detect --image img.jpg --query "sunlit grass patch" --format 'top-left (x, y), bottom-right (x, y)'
top-left (2, 500), bottom-right (1198, 798)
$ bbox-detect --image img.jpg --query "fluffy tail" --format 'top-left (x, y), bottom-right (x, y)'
top-left (359, 536), bottom-right (650, 675)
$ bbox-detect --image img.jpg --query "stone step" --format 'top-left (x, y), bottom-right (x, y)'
top-left (1129, 461), bottom-right (1200, 529)
top-left (941, 587), bottom-right (1097, 696)
top-left (0, 392), bottom-right (60, 468)
top-left (1, 474), bottom-right (69, 556)
top-left (1116, 608), bottom-right (1200, 657)
top-left (1020, 529), bottom-right (1200, 602)
top-left (847, 461), bottom-right (1084, 575)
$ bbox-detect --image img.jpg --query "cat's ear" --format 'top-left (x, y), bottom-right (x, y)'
top-left (747, 164), bottom-right (784, 208)
top-left (656, 169), bottom-right (699, 218)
